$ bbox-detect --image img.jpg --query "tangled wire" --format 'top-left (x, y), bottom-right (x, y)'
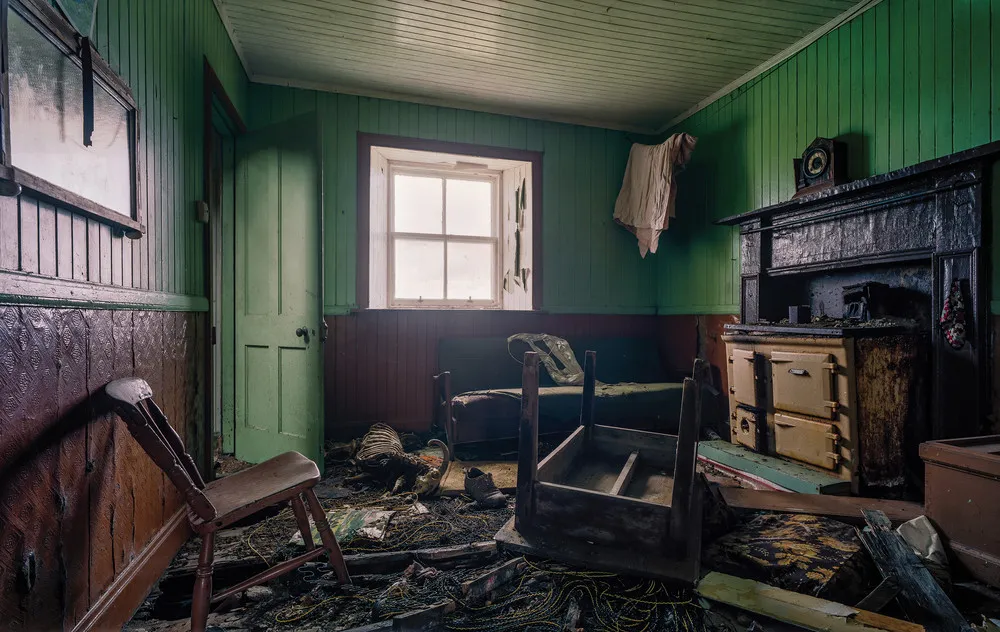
top-left (445, 559), bottom-right (706, 632)
top-left (343, 496), bottom-right (513, 553)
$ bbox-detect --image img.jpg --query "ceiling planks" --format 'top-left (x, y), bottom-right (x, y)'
top-left (217, 0), bottom-right (870, 132)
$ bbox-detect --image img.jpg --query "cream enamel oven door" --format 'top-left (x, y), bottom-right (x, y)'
top-left (774, 413), bottom-right (840, 470)
top-left (770, 351), bottom-right (837, 419)
top-left (730, 349), bottom-right (758, 407)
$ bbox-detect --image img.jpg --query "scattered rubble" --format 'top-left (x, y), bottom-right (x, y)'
top-left (127, 428), bottom-right (1000, 632)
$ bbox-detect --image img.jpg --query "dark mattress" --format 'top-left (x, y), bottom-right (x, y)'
top-left (451, 381), bottom-right (685, 445)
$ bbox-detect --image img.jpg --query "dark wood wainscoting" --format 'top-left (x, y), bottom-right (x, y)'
top-left (325, 311), bottom-right (737, 437)
top-left (0, 306), bottom-right (205, 631)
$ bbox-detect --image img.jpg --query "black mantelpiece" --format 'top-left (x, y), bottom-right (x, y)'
top-left (718, 141), bottom-right (1000, 441)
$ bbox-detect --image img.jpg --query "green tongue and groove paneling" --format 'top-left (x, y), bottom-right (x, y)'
top-left (657, 0), bottom-right (1000, 315)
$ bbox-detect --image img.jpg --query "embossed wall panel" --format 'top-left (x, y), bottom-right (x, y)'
top-left (0, 307), bottom-right (204, 631)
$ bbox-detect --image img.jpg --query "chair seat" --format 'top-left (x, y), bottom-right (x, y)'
top-left (191, 451), bottom-right (320, 531)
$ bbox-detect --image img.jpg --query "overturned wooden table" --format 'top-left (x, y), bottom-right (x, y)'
top-left (495, 351), bottom-right (706, 583)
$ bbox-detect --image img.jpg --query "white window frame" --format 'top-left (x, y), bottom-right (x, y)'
top-left (387, 161), bottom-right (503, 309)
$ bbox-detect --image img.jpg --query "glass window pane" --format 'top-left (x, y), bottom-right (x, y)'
top-left (446, 179), bottom-right (492, 237)
top-left (447, 242), bottom-right (493, 301)
top-left (393, 174), bottom-right (442, 234)
top-left (394, 239), bottom-right (444, 300)
top-left (8, 9), bottom-right (132, 216)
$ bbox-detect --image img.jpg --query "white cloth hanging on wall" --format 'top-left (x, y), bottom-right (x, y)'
top-left (613, 133), bottom-right (697, 257)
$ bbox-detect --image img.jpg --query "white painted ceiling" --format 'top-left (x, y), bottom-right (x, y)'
top-left (215, 0), bottom-right (870, 133)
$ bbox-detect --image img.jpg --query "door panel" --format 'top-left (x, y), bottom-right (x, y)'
top-left (774, 413), bottom-right (840, 470)
top-left (234, 114), bottom-right (323, 465)
top-left (730, 348), bottom-right (758, 407)
top-left (770, 351), bottom-right (837, 419)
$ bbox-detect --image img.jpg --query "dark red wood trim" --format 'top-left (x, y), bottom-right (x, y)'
top-left (203, 58), bottom-right (247, 136)
top-left (70, 508), bottom-right (191, 632)
top-left (201, 58), bottom-right (245, 480)
top-left (531, 157), bottom-right (543, 310)
top-left (357, 132), bottom-right (372, 309)
top-left (355, 132), bottom-right (544, 310)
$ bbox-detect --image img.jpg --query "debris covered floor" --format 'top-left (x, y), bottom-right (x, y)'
top-left (126, 446), bottom-right (1000, 632)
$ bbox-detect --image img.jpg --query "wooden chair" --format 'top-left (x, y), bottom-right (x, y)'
top-left (104, 377), bottom-right (351, 632)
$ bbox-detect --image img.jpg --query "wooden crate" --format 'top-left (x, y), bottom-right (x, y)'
top-left (495, 351), bottom-right (705, 583)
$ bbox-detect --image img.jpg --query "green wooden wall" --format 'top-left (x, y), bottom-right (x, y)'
top-left (91, 0), bottom-right (248, 299)
top-left (657, 0), bottom-right (1000, 314)
top-left (246, 84), bottom-right (658, 315)
top-left (0, 0), bottom-right (248, 307)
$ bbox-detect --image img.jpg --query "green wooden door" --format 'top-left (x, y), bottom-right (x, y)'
top-left (234, 114), bottom-right (323, 465)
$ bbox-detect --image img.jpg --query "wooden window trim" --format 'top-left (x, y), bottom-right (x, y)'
top-left (1, 0), bottom-right (144, 238)
top-left (357, 132), bottom-right (543, 311)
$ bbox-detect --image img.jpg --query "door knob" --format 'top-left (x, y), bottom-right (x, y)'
top-left (295, 326), bottom-right (310, 344)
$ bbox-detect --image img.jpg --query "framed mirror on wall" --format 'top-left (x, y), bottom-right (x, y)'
top-left (0, 0), bottom-right (142, 237)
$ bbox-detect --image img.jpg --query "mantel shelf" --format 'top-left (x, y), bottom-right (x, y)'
top-left (716, 139), bottom-right (1000, 226)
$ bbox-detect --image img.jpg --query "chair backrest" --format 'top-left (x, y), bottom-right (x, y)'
top-left (105, 377), bottom-right (217, 522)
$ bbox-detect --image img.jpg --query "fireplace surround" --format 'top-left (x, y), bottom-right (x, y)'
top-left (717, 141), bottom-right (999, 490)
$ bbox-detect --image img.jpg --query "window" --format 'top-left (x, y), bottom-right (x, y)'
top-left (0, 0), bottom-right (140, 235)
top-left (365, 141), bottom-right (537, 311)
top-left (390, 167), bottom-right (499, 306)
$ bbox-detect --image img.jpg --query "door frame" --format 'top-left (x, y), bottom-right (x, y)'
top-left (202, 58), bottom-right (246, 479)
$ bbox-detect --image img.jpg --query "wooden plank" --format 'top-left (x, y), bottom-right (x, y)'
top-left (590, 424), bottom-right (679, 466)
top-left (111, 310), bottom-right (137, 575)
top-left (535, 425), bottom-right (584, 483)
top-left (495, 506), bottom-right (700, 584)
top-left (87, 309), bottom-right (117, 601)
top-left (515, 351), bottom-right (539, 532)
top-left (0, 195), bottom-right (18, 270)
top-left (856, 576), bottom-right (900, 613)
top-left (917, 0), bottom-right (936, 160)
top-left (696, 572), bottom-right (925, 632)
top-left (392, 600), bottom-right (456, 632)
top-left (533, 481), bottom-right (669, 550)
top-left (342, 541), bottom-right (496, 575)
top-left (37, 201), bottom-right (57, 276)
top-left (857, 510), bottom-right (972, 632)
top-left (950, 0), bottom-right (971, 152)
top-left (719, 488), bottom-right (923, 526)
top-left (609, 451), bottom-right (639, 496)
top-left (668, 377), bottom-right (701, 553)
top-left (461, 557), bottom-right (527, 602)
top-left (56, 309), bottom-right (90, 626)
top-left (933, 0), bottom-right (953, 157)
top-left (19, 197), bottom-right (39, 273)
top-left (55, 208), bottom-right (73, 279)
top-left (0, 271), bottom-right (209, 311)
top-left (579, 349), bottom-right (596, 434)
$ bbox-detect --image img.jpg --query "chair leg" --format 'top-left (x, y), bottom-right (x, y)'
top-left (190, 532), bottom-right (215, 632)
top-left (291, 495), bottom-right (315, 550)
top-left (304, 488), bottom-right (351, 584)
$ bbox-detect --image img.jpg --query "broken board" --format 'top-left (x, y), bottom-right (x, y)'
top-left (696, 571), bottom-right (925, 632)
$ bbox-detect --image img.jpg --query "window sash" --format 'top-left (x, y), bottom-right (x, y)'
top-left (387, 164), bottom-right (501, 308)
